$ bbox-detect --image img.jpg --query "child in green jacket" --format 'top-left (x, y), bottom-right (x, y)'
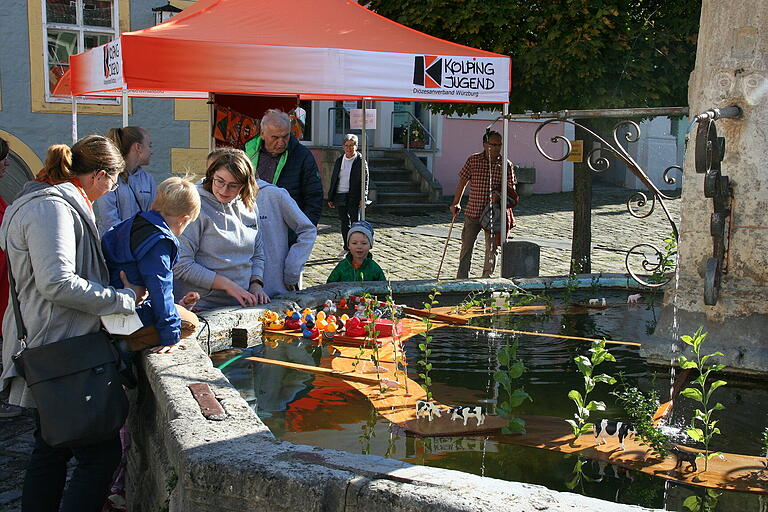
top-left (326, 221), bottom-right (386, 283)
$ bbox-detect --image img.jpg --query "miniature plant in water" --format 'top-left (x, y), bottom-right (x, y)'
top-left (494, 337), bottom-right (531, 433)
top-left (566, 339), bottom-right (616, 439)
top-left (650, 231), bottom-right (678, 285)
top-left (417, 284), bottom-right (441, 401)
top-left (682, 489), bottom-right (721, 512)
top-left (611, 382), bottom-right (670, 459)
top-left (678, 327), bottom-right (726, 472)
top-left (452, 289), bottom-right (490, 314)
top-left (563, 258), bottom-right (584, 303)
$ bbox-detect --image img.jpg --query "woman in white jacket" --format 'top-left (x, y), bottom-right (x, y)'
top-left (0, 136), bottom-right (143, 511)
top-left (174, 149), bottom-right (269, 309)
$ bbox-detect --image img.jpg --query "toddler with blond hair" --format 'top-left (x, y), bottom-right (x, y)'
top-left (102, 176), bottom-right (201, 351)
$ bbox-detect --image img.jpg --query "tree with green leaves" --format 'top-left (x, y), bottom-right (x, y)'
top-left (366, 0), bottom-right (700, 269)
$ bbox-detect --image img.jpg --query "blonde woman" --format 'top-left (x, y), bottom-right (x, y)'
top-left (174, 149), bottom-right (270, 309)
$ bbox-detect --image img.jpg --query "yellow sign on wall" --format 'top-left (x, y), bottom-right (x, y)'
top-left (566, 140), bottom-right (584, 162)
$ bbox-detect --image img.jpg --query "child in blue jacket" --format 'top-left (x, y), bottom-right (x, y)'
top-left (102, 177), bottom-right (200, 352)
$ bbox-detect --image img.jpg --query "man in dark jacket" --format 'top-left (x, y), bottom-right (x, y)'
top-left (244, 109), bottom-right (323, 226)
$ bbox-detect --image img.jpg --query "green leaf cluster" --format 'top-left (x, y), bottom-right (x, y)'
top-left (682, 489), bottom-right (721, 512)
top-left (611, 383), bottom-right (670, 458)
top-left (566, 339), bottom-right (616, 439)
top-left (677, 327), bottom-right (726, 472)
top-left (417, 285), bottom-right (442, 400)
top-left (365, 0), bottom-right (700, 115)
top-left (494, 338), bottom-right (532, 433)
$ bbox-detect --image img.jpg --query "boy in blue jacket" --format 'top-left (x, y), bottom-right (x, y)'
top-left (102, 177), bottom-right (200, 352)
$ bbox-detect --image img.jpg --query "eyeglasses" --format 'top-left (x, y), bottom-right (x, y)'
top-left (212, 176), bottom-right (244, 192)
top-left (104, 172), bottom-right (119, 192)
top-left (343, 143), bottom-right (357, 148)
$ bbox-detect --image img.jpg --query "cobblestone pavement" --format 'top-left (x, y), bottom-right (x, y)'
top-left (0, 184), bottom-right (680, 511)
top-left (304, 184), bottom-right (680, 286)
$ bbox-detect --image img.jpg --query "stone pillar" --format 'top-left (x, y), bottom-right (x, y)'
top-left (651, 1), bottom-right (768, 374)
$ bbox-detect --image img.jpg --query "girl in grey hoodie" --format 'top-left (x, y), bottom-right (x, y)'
top-left (256, 179), bottom-right (317, 297)
top-left (174, 150), bottom-right (268, 309)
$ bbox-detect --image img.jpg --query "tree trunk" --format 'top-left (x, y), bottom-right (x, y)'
top-left (571, 121), bottom-right (594, 273)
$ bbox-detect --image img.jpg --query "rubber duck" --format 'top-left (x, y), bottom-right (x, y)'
top-left (338, 298), bottom-right (348, 309)
top-left (316, 310), bottom-right (326, 322)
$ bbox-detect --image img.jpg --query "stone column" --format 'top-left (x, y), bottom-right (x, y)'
top-left (650, 1), bottom-right (768, 374)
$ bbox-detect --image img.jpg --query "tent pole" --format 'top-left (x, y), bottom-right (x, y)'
top-left (71, 95), bottom-right (78, 144)
top-left (360, 98), bottom-right (367, 221)
top-left (122, 86), bottom-right (128, 127)
top-left (500, 103), bottom-right (509, 274)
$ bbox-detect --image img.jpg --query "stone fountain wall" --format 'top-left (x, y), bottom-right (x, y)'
top-left (653, 0), bottom-right (768, 374)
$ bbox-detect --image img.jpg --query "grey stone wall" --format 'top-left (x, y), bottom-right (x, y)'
top-left (653, 0), bottom-right (768, 374)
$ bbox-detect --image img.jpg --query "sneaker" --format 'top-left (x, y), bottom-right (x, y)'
top-left (337, 249), bottom-right (348, 259)
top-left (0, 402), bottom-right (22, 418)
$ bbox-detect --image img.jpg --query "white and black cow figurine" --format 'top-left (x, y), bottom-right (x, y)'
top-left (594, 419), bottom-right (635, 450)
top-left (449, 406), bottom-right (486, 427)
top-left (415, 400), bottom-right (442, 421)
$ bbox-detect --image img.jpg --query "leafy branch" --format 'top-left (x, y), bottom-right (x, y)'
top-left (566, 339), bottom-right (616, 439)
top-left (417, 284), bottom-right (441, 401)
top-left (494, 337), bottom-right (531, 433)
top-left (678, 327), bottom-right (726, 472)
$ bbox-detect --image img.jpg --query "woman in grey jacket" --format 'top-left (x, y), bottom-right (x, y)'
top-left (0, 136), bottom-right (143, 511)
top-left (174, 149), bottom-right (269, 309)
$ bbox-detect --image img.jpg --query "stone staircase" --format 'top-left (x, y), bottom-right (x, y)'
top-left (367, 150), bottom-right (446, 213)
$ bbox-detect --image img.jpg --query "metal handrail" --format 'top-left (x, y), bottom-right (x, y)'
top-left (390, 110), bottom-right (435, 150)
top-left (327, 107), bottom-right (351, 147)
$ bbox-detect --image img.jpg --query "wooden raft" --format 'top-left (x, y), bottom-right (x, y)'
top-left (321, 342), bottom-right (768, 494)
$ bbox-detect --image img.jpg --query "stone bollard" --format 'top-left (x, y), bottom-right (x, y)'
top-left (501, 241), bottom-right (540, 278)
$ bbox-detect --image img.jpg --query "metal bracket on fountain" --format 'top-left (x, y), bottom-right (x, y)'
top-left (693, 106), bottom-right (741, 305)
top-left (534, 118), bottom-right (681, 288)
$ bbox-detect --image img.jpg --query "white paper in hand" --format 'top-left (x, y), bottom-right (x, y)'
top-left (102, 311), bottom-right (143, 335)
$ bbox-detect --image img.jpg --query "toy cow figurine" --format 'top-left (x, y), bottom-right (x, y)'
top-left (594, 419), bottom-right (635, 450)
top-left (449, 405), bottom-right (485, 427)
top-left (415, 400), bottom-right (442, 421)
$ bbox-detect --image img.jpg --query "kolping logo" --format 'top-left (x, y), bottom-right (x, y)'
top-left (413, 56), bottom-right (443, 88)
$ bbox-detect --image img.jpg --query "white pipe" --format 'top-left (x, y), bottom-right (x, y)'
top-left (71, 95), bottom-right (78, 144)
top-left (121, 86), bottom-right (128, 127)
top-left (500, 103), bottom-right (509, 271)
top-left (360, 99), bottom-right (368, 221)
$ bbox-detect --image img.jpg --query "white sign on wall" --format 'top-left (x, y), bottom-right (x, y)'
top-left (349, 109), bottom-right (377, 129)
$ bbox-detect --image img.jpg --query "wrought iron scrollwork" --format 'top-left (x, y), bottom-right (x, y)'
top-left (534, 119), bottom-right (681, 287)
top-left (693, 106), bottom-right (740, 305)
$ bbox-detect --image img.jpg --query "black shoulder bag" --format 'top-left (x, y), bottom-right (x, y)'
top-left (8, 220), bottom-right (128, 448)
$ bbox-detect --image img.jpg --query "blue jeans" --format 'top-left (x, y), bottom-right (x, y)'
top-left (22, 411), bottom-right (122, 512)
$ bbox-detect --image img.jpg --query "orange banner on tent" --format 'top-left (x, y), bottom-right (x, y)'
top-left (213, 106), bottom-right (260, 148)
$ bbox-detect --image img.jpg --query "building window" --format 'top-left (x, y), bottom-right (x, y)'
top-left (44, 0), bottom-right (119, 102)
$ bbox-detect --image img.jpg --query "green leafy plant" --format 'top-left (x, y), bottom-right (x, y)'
top-left (406, 120), bottom-right (427, 143)
top-left (678, 327), bottom-right (726, 472)
top-left (452, 289), bottom-right (490, 314)
top-left (682, 489), bottom-right (721, 512)
top-left (650, 231), bottom-right (678, 285)
top-left (494, 337), bottom-right (532, 433)
top-left (361, 293), bottom-right (387, 393)
top-left (611, 382), bottom-right (670, 458)
top-left (565, 456), bottom-right (598, 492)
top-left (762, 426), bottom-right (768, 458)
top-left (417, 285), bottom-right (441, 400)
top-left (566, 339), bottom-right (616, 439)
top-left (590, 272), bottom-right (602, 296)
top-left (563, 258), bottom-right (584, 303)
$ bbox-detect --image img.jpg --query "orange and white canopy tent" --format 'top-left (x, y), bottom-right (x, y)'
top-left (68, 0), bottom-right (510, 103)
